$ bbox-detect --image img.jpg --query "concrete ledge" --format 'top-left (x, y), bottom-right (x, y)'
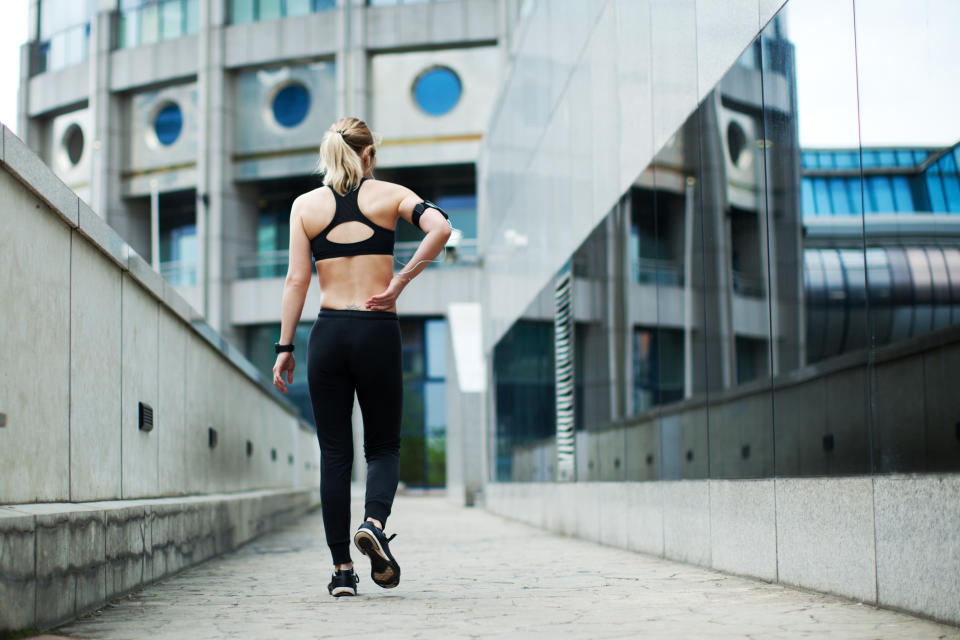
top-left (2, 125), bottom-right (78, 228)
top-left (484, 474), bottom-right (960, 626)
top-left (0, 488), bottom-right (321, 636)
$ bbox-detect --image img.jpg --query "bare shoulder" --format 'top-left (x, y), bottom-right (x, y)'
top-left (293, 186), bottom-right (335, 237)
top-left (292, 185), bottom-right (334, 216)
top-left (359, 178), bottom-right (416, 219)
top-left (364, 178), bottom-right (415, 202)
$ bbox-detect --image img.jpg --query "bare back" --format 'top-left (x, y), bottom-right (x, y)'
top-left (298, 179), bottom-right (407, 311)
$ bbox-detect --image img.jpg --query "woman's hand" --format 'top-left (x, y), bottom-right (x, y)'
top-left (365, 274), bottom-right (409, 311)
top-left (273, 352), bottom-right (295, 393)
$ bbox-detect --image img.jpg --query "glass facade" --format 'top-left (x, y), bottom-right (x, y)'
top-left (492, 0), bottom-right (960, 483)
top-left (158, 190), bottom-right (198, 287)
top-left (229, 0), bottom-right (336, 25)
top-left (118, 0), bottom-right (200, 49)
top-left (36, 0), bottom-right (98, 72)
top-left (802, 145), bottom-right (960, 215)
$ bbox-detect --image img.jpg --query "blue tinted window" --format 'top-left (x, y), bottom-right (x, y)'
top-left (861, 150), bottom-right (878, 168)
top-left (801, 152), bottom-right (819, 169)
top-left (434, 193), bottom-right (477, 238)
top-left (877, 150), bottom-right (897, 167)
top-left (272, 83), bottom-right (311, 128)
top-left (914, 150), bottom-right (929, 164)
top-left (813, 178), bottom-right (831, 214)
top-left (829, 178), bottom-right (851, 214)
top-left (869, 176), bottom-right (895, 212)
top-left (892, 176), bottom-right (913, 211)
top-left (938, 152), bottom-right (957, 173)
top-left (896, 150), bottom-right (915, 167)
top-left (413, 67), bottom-right (462, 116)
top-left (801, 178), bottom-right (816, 215)
top-left (834, 152), bottom-right (857, 169)
top-left (817, 151), bottom-right (835, 169)
top-left (942, 176), bottom-right (960, 213)
top-left (425, 319), bottom-right (446, 379)
top-left (155, 103), bottom-right (183, 146)
top-left (927, 174), bottom-right (947, 212)
top-left (849, 179), bottom-right (863, 213)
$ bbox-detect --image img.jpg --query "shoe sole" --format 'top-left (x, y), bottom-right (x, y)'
top-left (354, 530), bottom-right (400, 588)
top-left (330, 586), bottom-right (357, 597)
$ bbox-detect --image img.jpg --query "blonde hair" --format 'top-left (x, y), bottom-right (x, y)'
top-left (316, 117), bottom-right (379, 195)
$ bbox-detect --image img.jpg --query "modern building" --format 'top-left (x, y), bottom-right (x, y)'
top-left (19, 0), bottom-right (521, 487)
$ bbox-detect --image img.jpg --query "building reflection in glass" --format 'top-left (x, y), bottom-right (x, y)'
top-left (491, 0), bottom-right (960, 483)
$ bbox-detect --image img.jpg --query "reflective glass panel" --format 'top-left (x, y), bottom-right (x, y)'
top-left (855, 0), bottom-right (960, 473)
top-left (765, 0), bottom-right (870, 476)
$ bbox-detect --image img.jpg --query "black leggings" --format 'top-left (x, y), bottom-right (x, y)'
top-left (307, 308), bottom-right (403, 566)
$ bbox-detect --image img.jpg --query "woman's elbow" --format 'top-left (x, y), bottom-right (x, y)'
top-left (284, 274), bottom-right (311, 290)
top-left (435, 225), bottom-right (452, 244)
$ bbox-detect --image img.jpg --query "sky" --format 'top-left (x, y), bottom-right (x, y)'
top-left (788, 0), bottom-right (960, 148)
top-left (0, 0), bottom-right (28, 135)
top-left (0, 0), bottom-right (957, 148)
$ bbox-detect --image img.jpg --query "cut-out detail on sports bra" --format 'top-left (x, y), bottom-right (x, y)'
top-left (310, 178), bottom-right (395, 261)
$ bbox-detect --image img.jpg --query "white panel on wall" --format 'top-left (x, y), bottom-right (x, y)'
top-left (370, 46), bottom-right (501, 143)
top-left (48, 107), bottom-right (92, 203)
top-left (125, 84), bottom-right (199, 196)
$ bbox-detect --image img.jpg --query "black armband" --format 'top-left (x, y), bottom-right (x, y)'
top-left (412, 200), bottom-right (449, 231)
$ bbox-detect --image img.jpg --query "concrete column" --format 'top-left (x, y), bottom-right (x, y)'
top-left (337, 0), bottom-right (368, 121)
top-left (88, 9), bottom-right (112, 220)
top-left (607, 199), bottom-right (627, 421)
top-left (16, 3), bottom-right (37, 143)
top-left (335, 0), bottom-right (348, 117)
top-left (197, 0), bottom-right (259, 344)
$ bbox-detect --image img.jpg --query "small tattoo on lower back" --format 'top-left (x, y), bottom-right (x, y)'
top-left (345, 304), bottom-right (361, 310)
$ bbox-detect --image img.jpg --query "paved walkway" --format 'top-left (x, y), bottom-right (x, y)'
top-left (53, 496), bottom-right (958, 639)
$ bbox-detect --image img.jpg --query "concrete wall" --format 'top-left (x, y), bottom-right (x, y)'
top-left (485, 475), bottom-right (960, 626)
top-left (0, 123), bottom-right (324, 634)
top-left (0, 123), bottom-right (321, 504)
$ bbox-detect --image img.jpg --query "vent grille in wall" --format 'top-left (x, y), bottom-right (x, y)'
top-left (138, 402), bottom-right (154, 431)
top-left (554, 266), bottom-right (575, 481)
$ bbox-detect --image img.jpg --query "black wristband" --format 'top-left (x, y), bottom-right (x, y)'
top-left (274, 342), bottom-right (294, 354)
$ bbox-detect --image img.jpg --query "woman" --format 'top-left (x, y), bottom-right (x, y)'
top-left (271, 117), bottom-right (451, 597)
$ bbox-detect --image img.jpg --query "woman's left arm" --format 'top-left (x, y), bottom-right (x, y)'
top-left (273, 199), bottom-right (313, 393)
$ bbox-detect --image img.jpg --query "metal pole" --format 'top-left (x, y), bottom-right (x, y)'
top-left (150, 179), bottom-right (160, 271)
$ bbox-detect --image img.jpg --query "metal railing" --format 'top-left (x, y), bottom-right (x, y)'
top-left (235, 240), bottom-right (480, 280)
top-left (732, 271), bottom-right (766, 298)
top-left (160, 260), bottom-right (198, 287)
top-left (632, 259), bottom-right (684, 287)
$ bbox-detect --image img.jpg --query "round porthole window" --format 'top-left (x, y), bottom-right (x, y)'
top-left (412, 66), bottom-right (462, 116)
top-left (727, 121), bottom-right (747, 166)
top-left (272, 83), bottom-right (311, 128)
top-left (154, 103), bottom-right (183, 146)
top-left (63, 123), bottom-right (84, 166)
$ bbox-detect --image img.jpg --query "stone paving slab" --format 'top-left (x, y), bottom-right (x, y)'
top-left (54, 496), bottom-right (959, 639)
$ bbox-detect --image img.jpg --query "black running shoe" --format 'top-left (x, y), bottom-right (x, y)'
top-left (327, 568), bottom-right (359, 597)
top-left (353, 522), bottom-right (401, 588)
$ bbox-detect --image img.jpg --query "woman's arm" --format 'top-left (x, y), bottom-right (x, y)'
top-left (273, 198), bottom-right (313, 393)
top-left (365, 192), bottom-right (452, 311)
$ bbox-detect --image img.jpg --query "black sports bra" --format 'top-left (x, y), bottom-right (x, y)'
top-left (310, 178), bottom-right (395, 261)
